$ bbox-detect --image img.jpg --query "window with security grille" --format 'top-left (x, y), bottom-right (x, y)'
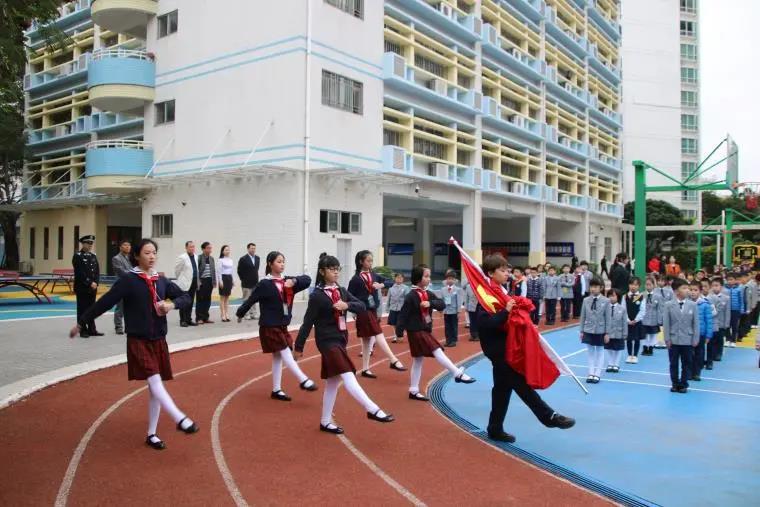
top-left (152, 214), bottom-right (173, 238)
top-left (681, 138), bottom-right (698, 154)
top-left (155, 100), bottom-right (175, 125)
top-left (322, 70), bottom-right (363, 114)
top-left (681, 91), bottom-right (697, 107)
top-left (681, 67), bottom-right (697, 83)
top-left (682, 162), bottom-right (697, 180)
top-left (413, 138), bottom-right (445, 159)
top-left (680, 21), bottom-right (696, 36)
top-left (414, 54), bottom-right (445, 78)
top-left (383, 129), bottom-right (402, 147)
top-left (319, 210), bottom-right (362, 234)
top-left (157, 10), bottom-right (178, 38)
top-left (681, 114), bottom-right (698, 131)
top-left (680, 44), bottom-right (697, 61)
top-left (680, 0), bottom-right (697, 13)
top-left (324, 0), bottom-right (363, 19)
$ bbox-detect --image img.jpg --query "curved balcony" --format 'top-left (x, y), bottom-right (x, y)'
top-left (85, 140), bottom-right (153, 193)
top-left (88, 49), bottom-right (155, 112)
top-left (91, 0), bottom-right (157, 38)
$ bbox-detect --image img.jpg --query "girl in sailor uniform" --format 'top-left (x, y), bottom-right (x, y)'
top-left (396, 264), bottom-right (475, 401)
top-left (295, 254), bottom-right (394, 434)
top-left (69, 239), bottom-right (198, 450)
top-left (347, 250), bottom-right (407, 379)
top-left (236, 251), bottom-right (318, 401)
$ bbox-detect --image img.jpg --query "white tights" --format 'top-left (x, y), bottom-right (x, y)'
top-left (586, 345), bottom-right (605, 377)
top-left (606, 349), bottom-right (624, 368)
top-left (408, 349), bottom-right (466, 393)
top-left (147, 374), bottom-right (186, 436)
top-left (645, 333), bottom-right (658, 347)
top-left (321, 373), bottom-right (384, 426)
top-left (272, 348), bottom-right (309, 392)
top-left (363, 334), bottom-right (402, 372)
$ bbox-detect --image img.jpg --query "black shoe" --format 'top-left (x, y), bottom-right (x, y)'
top-left (367, 410), bottom-right (395, 423)
top-left (176, 417), bottom-right (199, 434)
top-left (79, 333), bottom-right (90, 338)
top-left (408, 392), bottom-right (429, 402)
top-left (454, 373), bottom-right (476, 384)
top-left (705, 364), bottom-right (713, 370)
top-left (545, 413), bottom-right (575, 429)
top-left (320, 423), bottom-right (344, 434)
top-left (677, 387), bottom-right (688, 394)
top-left (714, 356), bottom-right (722, 362)
top-left (670, 386), bottom-right (679, 393)
top-left (115, 330), bottom-right (124, 335)
top-left (188, 321), bottom-right (198, 326)
top-left (469, 337), bottom-right (480, 342)
top-left (145, 435), bottom-right (166, 450)
top-left (90, 331), bottom-right (104, 337)
top-left (692, 375), bottom-right (701, 381)
top-left (390, 361), bottom-right (407, 372)
top-left (271, 390), bottom-right (292, 401)
top-left (445, 342), bottom-right (457, 348)
top-left (180, 322), bottom-right (189, 328)
top-left (487, 430), bottom-right (516, 443)
top-left (299, 379), bottom-right (318, 391)
top-left (360, 370), bottom-right (377, 379)
top-left (605, 366), bottom-right (614, 373)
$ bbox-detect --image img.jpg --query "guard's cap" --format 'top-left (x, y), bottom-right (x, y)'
top-left (79, 235), bottom-right (95, 244)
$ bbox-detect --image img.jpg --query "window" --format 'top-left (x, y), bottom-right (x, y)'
top-left (681, 161), bottom-right (697, 180)
top-left (680, 43), bottom-right (697, 61)
top-left (682, 190), bottom-right (698, 202)
top-left (319, 210), bottom-right (362, 234)
top-left (681, 209), bottom-right (697, 220)
top-left (414, 138), bottom-right (445, 159)
top-left (681, 138), bottom-right (698, 154)
top-left (680, 21), bottom-right (696, 37)
top-left (681, 114), bottom-right (698, 131)
top-left (73, 226), bottom-right (79, 253)
top-left (681, 91), bottom-right (697, 107)
top-left (152, 214), bottom-right (173, 238)
top-left (57, 226), bottom-right (64, 260)
top-left (604, 237), bottom-right (612, 260)
top-left (157, 10), bottom-right (178, 38)
top-left (154, 100), bottom-right (175, 125)
top-left (384, 40), bottom-right (402, 55)
top-left (324, 0), bottom-right (363, 19)
top-left (321, 70), bottom-right (363, 114)
top-left (29, 227), bottom-right (36, 259)
top-left (414, 54), bottom-right (445, 78)
top-left (680, 0), bottom-right (697, 13)
top-left (680, 67), bottom-right (697, 84)
top-left (43, 227), bottom-right (49, 260)
top-left (383, 129), bottom-right (402, 147)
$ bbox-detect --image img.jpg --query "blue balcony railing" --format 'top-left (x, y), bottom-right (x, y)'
top-left (27, 116), bottom-right (91, 145)
top-left (22, 180), bottom-right (88, 202)
top-left (24, 53), bottom-right (90, 92)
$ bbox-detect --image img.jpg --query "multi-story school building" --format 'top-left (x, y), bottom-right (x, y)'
top-left (16, 0), bottom-right (623, 282)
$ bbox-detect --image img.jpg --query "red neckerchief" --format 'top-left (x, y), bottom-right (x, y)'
top-left (361, 271), bottom-right (374, 294)
top-left (134, 269), bottom-right (160, 309)
top-left (271, 277), bottom-right (294, 307)
top-left (414, 286), bottom-right (429, 320)
top-left (323, 285), bottom-right (342, 329)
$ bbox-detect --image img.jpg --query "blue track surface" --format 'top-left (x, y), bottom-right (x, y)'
top-left (432, 325), bottom-right (760, 507)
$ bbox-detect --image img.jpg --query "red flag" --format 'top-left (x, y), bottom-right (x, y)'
top-left (450, 239), bottom-right (560, 389)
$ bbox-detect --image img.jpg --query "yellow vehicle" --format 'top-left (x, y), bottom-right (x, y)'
top-left (733, 243), bottom-right (760, 266)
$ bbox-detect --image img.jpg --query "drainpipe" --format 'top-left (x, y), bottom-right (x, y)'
top-left (303, 0), bottom-right (312, 277)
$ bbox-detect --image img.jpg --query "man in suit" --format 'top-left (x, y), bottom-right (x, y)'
top-left (72, 235), bottom-right (102, 338)
top-left (111, 240), bottom-right (132, 334)
top-left (662, 278), bottom-right (700, 393)
top-left (174, 241), bottom-right (199, 327)
top-left (237, 242), bottom-right (260, 320)
top-left (195, 241), bottom-right (216, 324)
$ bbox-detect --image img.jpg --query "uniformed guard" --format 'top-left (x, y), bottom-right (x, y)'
top-left (73, 235), bottom-right (102, 338)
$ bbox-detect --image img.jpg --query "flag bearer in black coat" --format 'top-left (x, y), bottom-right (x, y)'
top-left (295, 254), bottom-right (394, 434)
top-left (68, 239), bottom-right (198, 450)
top-left (72, 235), bottom-right (102, 337)
top-left (236, 251), bottom-right (318, 402)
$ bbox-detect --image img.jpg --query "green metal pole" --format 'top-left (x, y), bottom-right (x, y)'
top-left (633, 161), bottom-right (647, 279)
top-left (696, 233), bottom-right (702, 271)
top-left (725, 209), bottom-right (734, 268)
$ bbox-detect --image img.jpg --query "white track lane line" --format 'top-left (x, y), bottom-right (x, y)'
top-left (565, 363), bottom-right (760, 386)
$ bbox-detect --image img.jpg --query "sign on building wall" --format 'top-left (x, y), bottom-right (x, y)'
top-left (482, 242), bottom-right (575, 258)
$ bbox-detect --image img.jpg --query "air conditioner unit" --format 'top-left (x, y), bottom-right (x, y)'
top-left (469, 91), bottom-right (482, 111)
top-left (439, 3), bottom-right (455, 19)
top-left (559, 193), bottom-right (570, 204)
top-left (429, 162), bottom-right (448, 179)
top-left (482, 96), bottom-right (498, 117)
top-left (391, 53), bottom-right (406, 78)
top-left (428, 78), bottom-right (447, 95)
top-left (78, 53), bottom-right (90, 69)
top-left (465, 15), bottom-right (482, 36)
top-left (483, 24), bottom-right (498, 46)
top-left (512, 182), bottom-right (525, 194)
top-left (391, 147), bottom-right (406, 171)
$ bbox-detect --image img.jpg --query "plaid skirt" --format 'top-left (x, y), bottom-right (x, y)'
top-left (320, 345), bottom-right (356, 379)
top-left (408, 330), bottom-right (443, 358)
top-left (127, 337), bottom-right (173, 381)
top-left (259, 326), bottom-right (293, 354)
top-left (355, 310), bottom-right (383, 338)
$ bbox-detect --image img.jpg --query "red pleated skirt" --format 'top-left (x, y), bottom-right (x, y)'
top-left (355, 310), bottom-right (383, 338)
top-left (127, 337), bottom-right (173, 381)
top-left (259, 326), bottom-right (293, 353)
top-left (320, 345), bottom-right (356, 379)
top-left (408, 330), bottom-right (443, 358)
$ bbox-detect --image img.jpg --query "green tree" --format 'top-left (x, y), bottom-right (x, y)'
top-left (624, 199), bottom-right (689, 226)
top-left (0, 1), bottom-right (68, 267)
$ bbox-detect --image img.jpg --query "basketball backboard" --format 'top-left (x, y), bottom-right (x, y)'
top-left (726, 135), bottom-right (739, 191)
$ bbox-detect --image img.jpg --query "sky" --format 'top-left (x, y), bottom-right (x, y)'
top-left (700, 1), bottom-right (760, 186)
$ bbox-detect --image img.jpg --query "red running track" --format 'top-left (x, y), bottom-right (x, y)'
top-left (0, 315), bottom-right (613, 506)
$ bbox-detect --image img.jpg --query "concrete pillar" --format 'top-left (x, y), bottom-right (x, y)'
top-left (528, 205), bottom-right (546, 266)
top-left (576, 212), bottom-right (591, 261)
top-left (418, 217), bottom-right (432, 266)
top-left (463, 191), bottom-right (483, 263)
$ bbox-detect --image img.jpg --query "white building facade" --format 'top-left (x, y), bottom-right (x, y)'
top-left (18, 0), bottom-right (623, 281)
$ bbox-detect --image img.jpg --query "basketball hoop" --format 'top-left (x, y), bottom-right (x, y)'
top-left (738, 182), bottom-right (760, 211)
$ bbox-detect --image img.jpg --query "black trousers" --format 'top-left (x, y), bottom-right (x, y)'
top-left (444, 313), bottom-right (458, 344)
top-left (529, 298), bottom-right (541, 325)
top-left (180, 280), bottom-right (197, 324)
top-left (75, 288), bottom-right (97, 333)
top-left (544, 299), bottom-right (557, 324)
top-left (196, 278), bottom-right (213, 322)
top-left (560, 299), bottom-right (572, 321)
top-left (669, 345), bottom-right (693, 389)
top-left (692, 336), bottom-right (707, 377)
top-left (572, 292), bottom-right (583, 318)
top-left (487, 359), bottom-right (554, 433)
top-left (627, 322), bottom-right (643, 356)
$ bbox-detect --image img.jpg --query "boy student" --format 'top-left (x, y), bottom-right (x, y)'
top-left (559, 264), bottom-right (575, 322)
top-left (623, 277), bottom-right (647, 364)
top-left (726, 273), bottom-right (745, 347)
top-left (739, 272), bottom-right (756, 340)
top-left (440, 270), bottom-right (463, 347)
top-left (525, 267), bottom-right (544, 325)
top-left (386, 273), bottom-right (409, 343)
top-left (511, 267), bottom-right (526, 296)
top-left (662, 278), bottom-right (700, 394)
top-left (749, 273), bottom-right (760, 330)
top-left (463, 279), bottom-right (479, 342)
top-left (708, 277), bottom-right (731, 366)
top-left (579, 277), bottom-right (609, 383)
top-left (689, 280), bottom-right (713, 381)
top-left (542, 265), bottom-right (560, 325)
top-left (572, 265), bottom-right (586, 319)
top-left (580, 261), bottom-right (593, 298)
top-left (652, 275), bottom-right (674, 349)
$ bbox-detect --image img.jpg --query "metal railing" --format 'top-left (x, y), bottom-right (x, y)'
top-left (86, 139), bottom-right (153, 150)
top-left (91, 48), bottom-right (153, 61)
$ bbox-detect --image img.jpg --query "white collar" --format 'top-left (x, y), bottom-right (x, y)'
top-left (130, 267), bottom-right (158, 276)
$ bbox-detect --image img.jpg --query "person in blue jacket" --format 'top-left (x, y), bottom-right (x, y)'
top-left (689, 281), bottom-right (713, 381)
top-left (725, 273), bottom-right (745, 347)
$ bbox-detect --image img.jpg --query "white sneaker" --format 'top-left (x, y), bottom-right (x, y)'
top-left (729, 342), bottom-right (736, 348)
top-left (625, 355), bottom-right (634, 364)
top-left (632, 356), bottom-right (639, 364)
